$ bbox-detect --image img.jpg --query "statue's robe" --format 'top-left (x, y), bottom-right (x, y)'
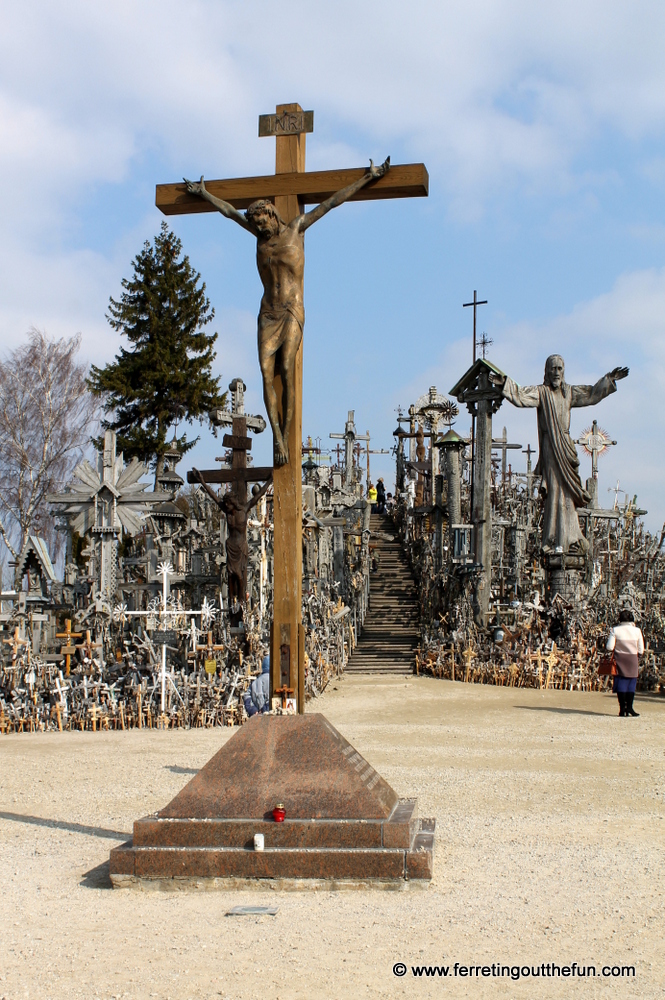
top-left (502, 375), bottom-right (617, 553)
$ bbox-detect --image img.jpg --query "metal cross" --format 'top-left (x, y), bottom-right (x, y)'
top-left (477, 332), bottom-right (493, 359)
top-left (463, 290), bottom-right (488, 364)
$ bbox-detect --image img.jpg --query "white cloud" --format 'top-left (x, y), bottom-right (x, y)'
top-left (3, 1), bottom-right (665, 210)
top-left (1, 0), bottom-right (664, 519)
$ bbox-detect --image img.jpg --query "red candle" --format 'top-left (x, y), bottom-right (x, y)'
top-left (272, 804), bottom-right (285, 823)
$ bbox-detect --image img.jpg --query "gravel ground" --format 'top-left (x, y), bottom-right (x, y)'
top-left (0, 675), bottom-right (663, 1000)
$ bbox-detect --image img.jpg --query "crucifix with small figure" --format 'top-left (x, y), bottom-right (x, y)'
top-left (158, 103), bottom-right (428, 711)
top-left (76, 629), bottom-right (102, 666)
top-left (3, 626), bottom-right (29, 663)
top-left (189, 377), bottom-right (272, 624)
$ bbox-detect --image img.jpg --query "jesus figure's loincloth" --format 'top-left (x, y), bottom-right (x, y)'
top-left (258, 304), bottom-right (304, 360)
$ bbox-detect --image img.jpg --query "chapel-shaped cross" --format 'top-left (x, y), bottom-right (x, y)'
top-left (158, 104), bottom-right (428, 711)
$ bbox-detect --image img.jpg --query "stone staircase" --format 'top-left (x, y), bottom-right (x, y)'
top-left (347, 513), bottom-right (419, 674)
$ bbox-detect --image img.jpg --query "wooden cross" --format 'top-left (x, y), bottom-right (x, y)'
top-left (275, 685), bottom-right (295, 710)
top-left (56, 618), bottom-right (83, 676)
top-left (188, 631), bottom-right (225, 675)
top-left (532, 647), bottom-right (544, 688)
top-left (188, 377), bottom-right (270, 496)
top-left (158, 102), bottom-right (427, 713)
top-left (188, 377), bottom-right (272, 617)
top-left (462, 644), bottom-right (474, 683)
top-left (88, 703), bottom-right (100, 733)
top-left (544, 642), bottom-right (559, 689)
top-left (75, 629), bottom-right (102, 664)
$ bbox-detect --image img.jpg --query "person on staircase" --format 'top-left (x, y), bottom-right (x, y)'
top-left (606, 609), bottom-right (643, 717)
top-left (368, 482), bottom-right (378, 510)
top-left (376, 478), bottom-right (386, 514)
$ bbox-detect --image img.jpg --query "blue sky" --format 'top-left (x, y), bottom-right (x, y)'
top-left (2, 1), bottom-right (665, 526)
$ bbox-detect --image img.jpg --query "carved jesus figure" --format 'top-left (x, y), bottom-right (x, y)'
top-left (191, 471), bottom-right (272, 605)
top-left (184, 159), bottom-right (390, 466)
top-left (492, 356), bottom-right (628, 554)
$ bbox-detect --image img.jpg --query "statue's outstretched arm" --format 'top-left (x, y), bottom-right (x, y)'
top-left (571, 368), bottom-right (628, 407)
top-left (245, 473), bottom-right (273, 513)
top-left (191, 467), bottom-right (223, 507)
top-left (184, 177), bottom-right (254, 233)
top-left (298, 158), bottom-right (390, 232)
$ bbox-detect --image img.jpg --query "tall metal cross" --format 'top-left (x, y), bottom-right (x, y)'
top-left (463, 290), bottom-right (488, 364)
top-left (462, 290), bottom-right (488, 519)
top-left (330, 410), bottom-right (369, 490)
top-left (491, 427), bottom-right (521, 486)
top-left (157, 103), bottom-right (427, 712)
top-left (522, 443), bottom-right (536, 493)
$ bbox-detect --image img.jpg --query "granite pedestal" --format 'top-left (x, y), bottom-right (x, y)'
top-left (110, 714), bottom-right (435, 887)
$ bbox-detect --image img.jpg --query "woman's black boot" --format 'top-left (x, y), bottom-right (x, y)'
top-left (617, 693), bottom-right (626, 716)
top-left (626, 693), bottom-right (639, 717)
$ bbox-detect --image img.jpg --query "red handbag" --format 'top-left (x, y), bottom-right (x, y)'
top-left (598, 653), bottom-right (617, 677)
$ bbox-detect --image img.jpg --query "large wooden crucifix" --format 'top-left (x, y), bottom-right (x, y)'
top-left (157, 103), bottom-right (428, 712)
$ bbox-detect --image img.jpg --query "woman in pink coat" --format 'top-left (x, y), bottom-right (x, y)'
top-left (606, 609), bottom-right (644, 717)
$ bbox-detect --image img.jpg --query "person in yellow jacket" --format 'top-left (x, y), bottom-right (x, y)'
top-left (368, 482), bottom-right (378, 508)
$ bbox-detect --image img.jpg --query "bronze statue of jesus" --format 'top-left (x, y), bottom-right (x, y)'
top-left (184, 159), bottom-right (390, 466)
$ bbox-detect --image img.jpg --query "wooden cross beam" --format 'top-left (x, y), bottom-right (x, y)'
top-left (156, 164), bottom-right (428, 216)
top-left (160, 103), bottom-right (428, 713)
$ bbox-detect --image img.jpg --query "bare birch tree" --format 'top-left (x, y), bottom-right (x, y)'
top-left (0, 329), bottom-right (99, 562)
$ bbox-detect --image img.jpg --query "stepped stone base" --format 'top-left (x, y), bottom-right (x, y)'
top-left (110, 714), bottom-right (435, 886)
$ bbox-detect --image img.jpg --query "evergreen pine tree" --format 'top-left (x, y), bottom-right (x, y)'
top-left (88, 222), bottom-right (224, 478)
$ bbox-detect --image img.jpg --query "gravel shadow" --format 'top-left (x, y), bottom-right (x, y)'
top-left (80, 860), bottom-right (113, 890)
top-left (514, 705), bottom-right (613, 717)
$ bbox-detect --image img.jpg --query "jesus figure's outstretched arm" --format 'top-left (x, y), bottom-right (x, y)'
top-left (570, 367), bottom-right (628, 407)
top-left (297, 158), bottom-right (391, 232)
top-left (190, 468), bottom-right (224, 507)
top-left (489, 372), bottom-right (540, 408)
top-left (183, 177), bottom-right (254, 233)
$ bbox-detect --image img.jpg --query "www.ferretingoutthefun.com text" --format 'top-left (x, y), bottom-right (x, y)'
top-left (391, 961), bottom-right (635, 981)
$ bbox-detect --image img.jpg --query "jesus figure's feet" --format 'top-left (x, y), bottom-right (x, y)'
top-left (274, 438), bottom-right (289, 467)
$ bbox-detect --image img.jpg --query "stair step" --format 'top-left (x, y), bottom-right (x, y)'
top-left (349, 519), bottom-right (418, 676)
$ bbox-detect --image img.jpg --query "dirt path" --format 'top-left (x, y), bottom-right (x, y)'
top-left (0, 676), bottom-right (663, 999)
